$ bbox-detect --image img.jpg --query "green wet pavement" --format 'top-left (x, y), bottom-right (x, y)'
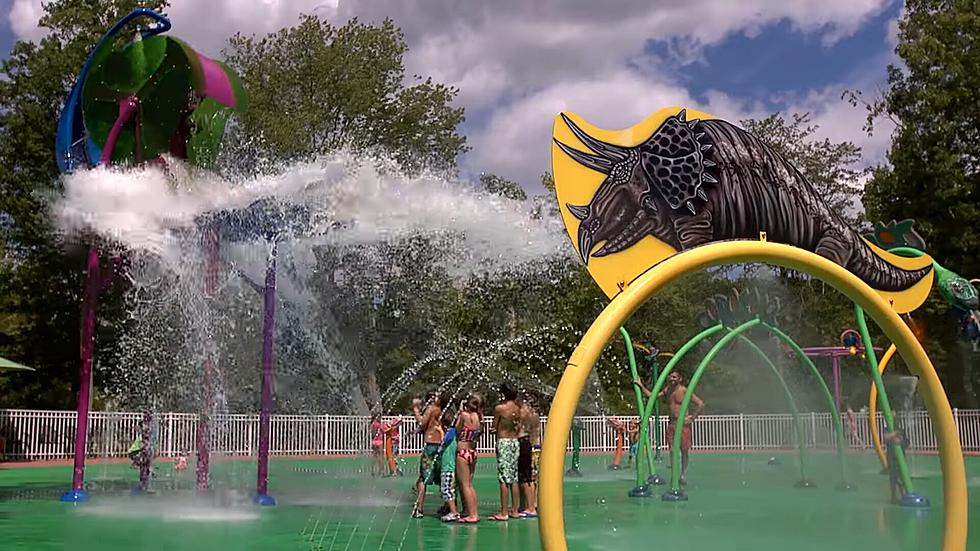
top-left (0, 452), bottom-right (977, 550)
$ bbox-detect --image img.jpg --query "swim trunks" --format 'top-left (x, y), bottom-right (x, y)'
top-left (496, 438), bottom-right (519, 484)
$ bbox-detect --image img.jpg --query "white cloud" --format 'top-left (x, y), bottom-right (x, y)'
top-left (8, 0), bottom-right (45, 42)
top-left (8, 0), bottom-right (898, 184)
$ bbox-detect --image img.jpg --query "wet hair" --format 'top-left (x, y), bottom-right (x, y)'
top-left (465, 393), bottom-right (483, 412)
top-left (436, 392), bottom-right (450, 409)
top-left (440, 407), bottom-right (455, 427)
top-left (500, 383), bottom-right (518, 401)
top-left (521, 390), bottom-right (538, 408)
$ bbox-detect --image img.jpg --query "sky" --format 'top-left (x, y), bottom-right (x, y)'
top-left (2, 0), bottom-right (903, 191)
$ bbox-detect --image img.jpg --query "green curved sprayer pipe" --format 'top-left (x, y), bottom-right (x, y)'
top-left (671, 319), bottom-right (761, 490)
top-left (855, 303), bottom-right (915, 493)
top-left (649, 355), bottom-right (662, 460)
top-left (638, 324), bottom-right (727, 478)
top-left (734, 335), bottom-right (808, 482)
top-left (619, 326), bottom-right (654, 486)
top-left (766, 323), bottom-right (849, 484)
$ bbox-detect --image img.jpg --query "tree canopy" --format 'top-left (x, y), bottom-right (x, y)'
top-left (224, 16), bottom-right (467, 173)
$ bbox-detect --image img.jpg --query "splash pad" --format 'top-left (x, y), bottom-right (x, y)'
top-left (1, 7), bottom-right (971, 551)
top-left (540, 107), bottom-right (969, 550)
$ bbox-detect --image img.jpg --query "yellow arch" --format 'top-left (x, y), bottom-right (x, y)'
top-left (538, 240), bottom-right (966, 551)
top-left (870, 344), bottom-right (899, 469)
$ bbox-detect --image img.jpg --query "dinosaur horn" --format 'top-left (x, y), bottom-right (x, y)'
top-left (566, 203), bottom-right (590, 221)
top-left (554, 138), bottom-right (613, 174)
top-left (560, 113), bottom-right (629, 162)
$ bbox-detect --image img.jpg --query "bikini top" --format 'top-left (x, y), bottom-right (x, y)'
top-left (458, 425), bottom-right (482, 443)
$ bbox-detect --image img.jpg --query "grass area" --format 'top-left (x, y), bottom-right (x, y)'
top-left (0, 451), bottom-right (976, 550)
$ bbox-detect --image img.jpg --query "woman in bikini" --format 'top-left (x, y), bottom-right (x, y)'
top-left (456, 393), bottom-right (483, 523)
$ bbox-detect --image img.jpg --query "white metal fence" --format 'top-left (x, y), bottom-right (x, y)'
top-left (1, 409), bottom-right (978, 461)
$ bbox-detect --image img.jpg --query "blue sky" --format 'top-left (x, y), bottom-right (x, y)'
top-left (0, 0), bottom-right (14, 56)
top-left (4, 0), bottom-right (902, 187)
top-left (648, 2), bottom-right (899, 110)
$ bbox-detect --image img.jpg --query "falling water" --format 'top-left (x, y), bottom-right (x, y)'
top-left (53, 152), bottom-right (571, 415)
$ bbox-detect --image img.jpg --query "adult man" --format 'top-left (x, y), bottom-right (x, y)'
top-left (491, 383), bottom-right (521, 521)
top-left (635, 371), bottom-right (703, 484)
top-left (411, 391), bottom-right (446, 518)
top-left (517, 392), bottom-right (541, 517)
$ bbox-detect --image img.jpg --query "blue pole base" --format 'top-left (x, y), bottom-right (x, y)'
top-left (254, 493), bottom-right (277, 506)
top-left (628, 485), bottom-right (651, 498)
top-left (60, 489), bottom-right (90, 503)
top-left (647, 473), bottom-right (666, 486)
top-left (661, 489), bottom-right (688, 502)
top-left (835, 481), bottom-right (858, 492)
top-left (565, 467), bottom-right (583, 478)
top-left (899, 492), bottom-right (930, 508)
top-left (794, 479), bottom-right (817, 489)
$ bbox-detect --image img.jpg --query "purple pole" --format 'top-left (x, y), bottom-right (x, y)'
top-left (255, 244), bottom-right (277, 506)
top-left (832, 356), bottom-right (841, 413)
top-left (196, 228), bottom-right (220, 492)
top-left (61, 246), bottom-right (101, 502)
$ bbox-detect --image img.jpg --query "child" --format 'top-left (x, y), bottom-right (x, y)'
top-left (369, 413), bottom-right (385, 477)
top-left (433, 409), bottom-right (460, 522)
top-left (884, 427), bottom-right (910, 503)
top-left (456, 394), bottom-right (483, 523)
top-left (411, 392), bottom-right (446, 518)
top-left (383, 416), bottom-right (403, 476)
top-left (626, 419), bottom-right (640, 468)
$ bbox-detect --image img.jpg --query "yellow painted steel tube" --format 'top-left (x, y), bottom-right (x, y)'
top-left (537, 240), bottom-right (966, 551)
top-left (870, 343), bottom-right (899, 469)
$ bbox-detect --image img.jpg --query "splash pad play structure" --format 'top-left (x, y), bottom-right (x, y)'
top-left (54, 8), bottom-right (272, 503)
top-left (540, 107), bottom-right (969, 550)
top-left (3, 8), bottom-right (975, 551)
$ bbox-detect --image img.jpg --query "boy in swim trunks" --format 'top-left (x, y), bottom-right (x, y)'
top-left (626, 419), bottom-right (639, 468)
top-left (491, 383), bottom-right (521, 521)
top-left (411, 391), bottom-right (446, 518)
top-left (884, 427), bottom-right (910, 503)
top-left (434, 409), bottom-right (460, 522)
top-left (517, 391), bottom-right (541, 517)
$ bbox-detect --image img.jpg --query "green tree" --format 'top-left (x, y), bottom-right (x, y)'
top-left (859, 0), bottom-right (980, 279)
top-left (479, 172), bottom-right (527, 201)
top-left (225, 16), bottom-right (467, 173)
top-left (0, 0), bottom-right (168, 409)
top-left (741, 113), bottom-right (865, 227)
top-left (855, 0), bottom-right (980, 407)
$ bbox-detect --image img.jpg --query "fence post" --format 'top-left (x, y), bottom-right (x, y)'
top-left (739, 413), bottom-right (745, 450)
top-left (810, 412), bottom-right (817, 448)
top-left (166, 413), bottom-right (173, 457)
top-left (322, 415), bottom-right (329, 455)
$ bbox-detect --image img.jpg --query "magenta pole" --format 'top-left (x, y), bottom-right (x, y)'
top-left (255, 244), bottom-right (277, 506)
top-left (832, 355), bottom-right (841, 413)
top-left (61, 247), bottom-right (101, 502)
top-left (99, 97), bottom-right (138, 165)
top-left (196, 228), bottom-right (220, 492)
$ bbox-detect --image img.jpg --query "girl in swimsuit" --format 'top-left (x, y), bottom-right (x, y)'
top-left (369, 413), bottom-right (385, 477)
top-left (456, 393), bottom-right (483, 523)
